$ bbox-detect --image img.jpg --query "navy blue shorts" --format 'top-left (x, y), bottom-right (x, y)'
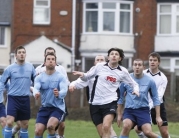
top-left (0, 102), bottom-right (6, 118)
top-left (123, 107), bottom-right (151, 130)
top-left (36, 106), bottom-right (65, 126)
top-left (7, 95), bottom-right (30, 121)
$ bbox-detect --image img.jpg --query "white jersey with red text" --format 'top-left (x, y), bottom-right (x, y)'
top-left (80, 62), bottom-right (139, 105)
top-left (144, 69), bottom-right (168, 108)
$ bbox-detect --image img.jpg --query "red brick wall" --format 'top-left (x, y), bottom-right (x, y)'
top-left (11, 0), bottom-right (73, 51)
top-left (133, 0), bottom-right (157, 60)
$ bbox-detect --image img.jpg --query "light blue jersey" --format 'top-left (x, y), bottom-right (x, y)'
top-left (118, 73), bottom-right (160, 109)
top-left (33, 71), bottom-right (68, 112)
top-left (0, 75), bottom-right (9, 103)
top-left (0, 62), bottom-right (35, 96)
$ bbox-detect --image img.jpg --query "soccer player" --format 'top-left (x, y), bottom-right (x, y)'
top-left (69, 55), bottom-right (117, 138)
top-left (136, 52), bottom-right (170, 138)
top-left (117, 59), bottom-right (162, 138)
top-left (70, 48), bottom-right (139, 138)
top-left (0, 46), bottom-right (36, 138)
top-left (12, 47), bottom-right (69, 138)
top-left (33, 53), bottom-right (68, 138)
top-left (0, 75), bottom-right (9, 138)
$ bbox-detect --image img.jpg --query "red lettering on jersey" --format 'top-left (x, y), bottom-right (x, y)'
top-left (106, 76), bottom-right (116, 82)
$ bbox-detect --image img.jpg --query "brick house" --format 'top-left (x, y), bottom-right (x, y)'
top-left (1, 0), bottom-right (179, 107)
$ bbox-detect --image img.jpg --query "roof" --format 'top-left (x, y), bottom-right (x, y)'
top-left (0, 0), bottom-right (12, 24)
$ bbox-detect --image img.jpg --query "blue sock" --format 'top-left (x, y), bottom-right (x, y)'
top-left (19, 128), bottom-right (28, 138)
top-left (47, 134), bottom-right (56, 138)
top-left (2, 128), bottom-right (5, 137)
top-left (119, 136), bottom-right (129, 138)
top-left (34, 136), bottom-right (43, 138)
top-left (4, 126), bottom-right (12, 138)
top-left (158, 136), bottom-right (162, 138)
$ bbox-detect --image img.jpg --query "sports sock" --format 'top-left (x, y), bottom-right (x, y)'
top-left (119, 136), bottom-right (129, 138)
top-left (4, 126), bottom-right (12, 138)
top-left (19, 128), bottom-right (28, 138)
top-left (34, 136), bottom-right (43, 138)
top-left (157, 136), bottom-right (162, 138)
top-left (47, 134), bottom-right (56, 138)
top-left (2, 128), bottom-right (5, 137)
top-left (12, 126), bottom-right (19, 135)
top-left (138, 132), bottom-right (147, 138)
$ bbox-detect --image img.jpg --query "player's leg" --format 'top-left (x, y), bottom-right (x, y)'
top-left (47, 107), bottom-right (65, 138)
top-left (0, 103), bottom-right (6, 137)
top-left (12, 121), bottom-right (21, 137)
top-left (110, 125), bottom-right (117, 138)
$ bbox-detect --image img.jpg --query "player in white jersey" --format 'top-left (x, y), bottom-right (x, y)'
top-left (33, 53), bottom-right (68, 138)
top-left (70, 48), bottom-right (139, 138)
top-left (70, 55), bottom-right (117, 138)
top-left (135, 52), bottom-right (170, 138)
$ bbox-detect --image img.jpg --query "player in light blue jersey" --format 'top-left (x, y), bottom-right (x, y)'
top-left (0, 75), bottom-right (9, 138)
top-left (117, 59), bottom-right (162, 138)
top-left (0, 46), bottom-right (36, 138)
top-left (33, 53), bottom-right (68, 138)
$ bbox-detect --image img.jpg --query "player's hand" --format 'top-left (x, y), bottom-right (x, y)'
top-left (132, 91), bottom-right (140, 97)
top-left (117, 115), bottom-right (122, 128)
top-left (35, 92), bottom-right (40, 100)
top-left (69, 85), bottom-right (76, 92)
top-left (72, 71), bottom-right (84, 78)
top-left (53, 88), bottom-right (59, 98)
top-left (156, 116), bottom-right (163, 127)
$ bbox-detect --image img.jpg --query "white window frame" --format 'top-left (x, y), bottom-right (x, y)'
top-left (33, 0), bottom-right (51, 25)
top-left (0, 26), bottom-right (6, 47)
top-left (157, 3), bottom-right (179, 36)
top-left (83, 1), bottom-right (133, 35)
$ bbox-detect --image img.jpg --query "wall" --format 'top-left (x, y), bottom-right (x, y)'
top-left (11, 0), bottom-right (73, 51)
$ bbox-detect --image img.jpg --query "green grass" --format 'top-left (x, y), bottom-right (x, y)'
top-left (1, 119), bottom-right (179, 138)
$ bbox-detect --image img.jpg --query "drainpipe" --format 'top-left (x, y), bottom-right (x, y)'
top-left (71, 0), bottom-right (76, 71)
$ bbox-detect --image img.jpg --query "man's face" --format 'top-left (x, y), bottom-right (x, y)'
top-left (45, 49), bottom-right (55, 56)
top-left (45, 55), bottom-right (56, 70)
top-left (94, 56), bottom-right (105, 65)
top-left (15, 49), bottom-right (26, 62)
top-left (133, 60), bottom-right (144, 75)
top-left (108, 50), bottom-right (121, 64)
top-left (149, 56), bottom-right (160, 70)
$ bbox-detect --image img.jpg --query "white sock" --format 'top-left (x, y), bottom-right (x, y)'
top-left (12, 127), bottom-right (18, 135)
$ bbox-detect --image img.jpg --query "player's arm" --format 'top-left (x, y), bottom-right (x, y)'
top-left (150, 80), bottom-right (163, 126)
top-left (33, 76), bottom-right (41, 100)
top-left (0, 68), bottom-right (10, 95)
top-left (73, 65), bottom-right (99, 81)
top-left (69, 78), bottom-right (89, 92)
top-left (56, 75), bottom-right (68, 99)
top-left (117, 83), bottom-right (126, 127)
top-left (122, 70), bottom-right (139, 97)
top-left (157, 76), bottom-right (168, 102)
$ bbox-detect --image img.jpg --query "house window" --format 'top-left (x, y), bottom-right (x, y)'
top-left (158, 3), bottom-right (179, 35)
top-left (0, 27), bottom-right (5, 46)
top-left (83, 1), bottom-right (133, 34)
top-left (33, 0), bottom-right (51, 25)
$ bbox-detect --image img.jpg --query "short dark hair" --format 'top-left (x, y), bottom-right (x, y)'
top-left (133, 58), bottom-right (144, 66)
top-left (107, 48), bottom-right (125, 65)
top-left (148, 52), bottom-right (160, 62)
top-left (15, 46), bottom-right (26, 54)
top-left (44, 47), bottom-right (56, 54)
top-left (44, 53), bottom-right (57, 63)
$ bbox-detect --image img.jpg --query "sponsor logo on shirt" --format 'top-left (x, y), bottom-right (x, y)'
top-left (106, 76), bottom-right (116, 82)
